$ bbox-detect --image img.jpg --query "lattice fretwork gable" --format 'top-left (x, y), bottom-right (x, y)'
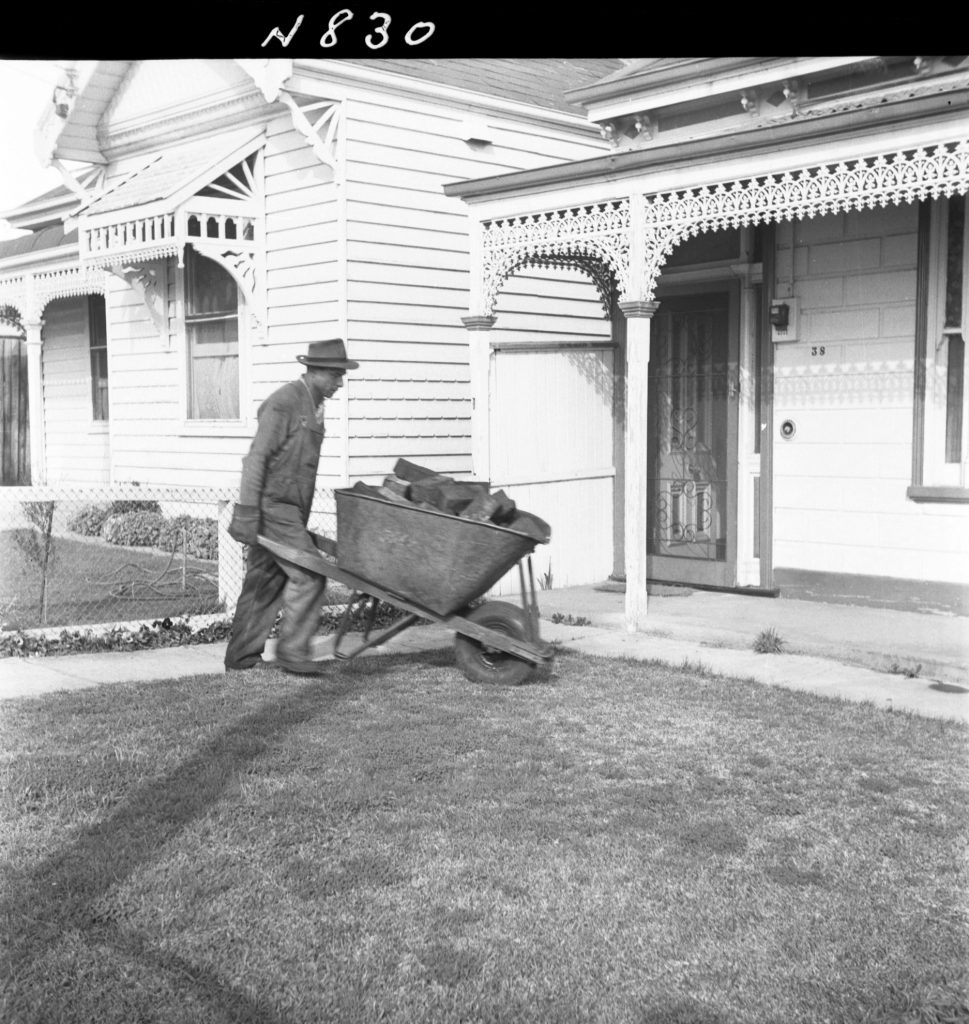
top-left (196, 153), bottom-right (258, 201)
top-left (79, 145), bottom-right (265, 332)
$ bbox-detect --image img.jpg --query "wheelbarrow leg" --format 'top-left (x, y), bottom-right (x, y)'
top-left (332, 608), bottom-right (423, 660)
top-left (518, 556), bottom-right (542, 644)
top-left (333, 591), bottom-right (370, 653)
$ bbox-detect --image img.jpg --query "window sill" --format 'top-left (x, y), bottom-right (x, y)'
top-left (907, 485), bottom-right (969, 504)
top-left (179, 420), bottom-right (253, 438)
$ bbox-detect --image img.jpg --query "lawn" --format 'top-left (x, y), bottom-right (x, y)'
top-left (1, 650), bottom-right (967, 1024)
top-left (0, 530), bottom-right (222, 630)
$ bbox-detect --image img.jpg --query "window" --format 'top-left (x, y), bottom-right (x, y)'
top-left (184, 247), bottom-right (240, 420)
top-left (911, 195), bottom-right (969, 500)
top-left (88, 295), bottom-right (108, 421)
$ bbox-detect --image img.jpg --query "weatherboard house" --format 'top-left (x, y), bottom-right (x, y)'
top-left (1, 57), bottom-right (968, 628)
top-left (0, 56), bottom-right (618, 587)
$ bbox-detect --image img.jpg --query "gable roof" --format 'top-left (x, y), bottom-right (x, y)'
top-left (77, 127), bottom-right (264, 218)
top-left (13, 59), bottom-right (626, 231)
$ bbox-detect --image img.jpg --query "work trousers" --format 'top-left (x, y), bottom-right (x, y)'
top-left (224, 519), bottom-right (327, 670)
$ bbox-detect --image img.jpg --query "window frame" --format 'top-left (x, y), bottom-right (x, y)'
top-left (87, 294), bottom-right (109, 422)
top-left (909, 195), bottom-right (969, 503)
top-left (178, 246), bottom-right (247, 428)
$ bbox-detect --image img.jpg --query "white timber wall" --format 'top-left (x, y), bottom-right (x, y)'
top-left (488, 266), bottom-right (615, 593)
top-left (103, 112), bottom-right (344, 491)
top-left (260, 111), bottom-right (345, 488)
top-left (771, 203), bottom-right (969, 585)
top-left (49, 62), bottom-right (611, 495)
top-left (487, 281), bottom-right (616, 593)
top-left (41, 297), bottom-right (110, 484)
top-left (341, 89), bottom-right (609, 484)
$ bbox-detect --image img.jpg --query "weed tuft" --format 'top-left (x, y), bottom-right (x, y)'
top-left (550, 613), bottom-right (592, 626)
top-left (753, 627), bottom-right (785, 654)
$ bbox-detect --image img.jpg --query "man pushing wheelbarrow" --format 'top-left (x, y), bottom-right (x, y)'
top-left (225, 338), bottom-right (554, 684)
top-left (257, 468), bottom-right (556, 686)
top-left (225, 338), bottom-right (358, 675)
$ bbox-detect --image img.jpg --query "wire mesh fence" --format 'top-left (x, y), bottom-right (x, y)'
top-left (0, 483), bottom-right (337, 632)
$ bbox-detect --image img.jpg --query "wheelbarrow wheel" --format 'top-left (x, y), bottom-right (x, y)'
top-left (454, 601), bottom-right (535, 686)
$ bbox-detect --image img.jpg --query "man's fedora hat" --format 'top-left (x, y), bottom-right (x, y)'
top-left (296, 338), bottom-right (359, 370)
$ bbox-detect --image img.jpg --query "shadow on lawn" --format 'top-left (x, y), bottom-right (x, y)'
top-left (1, 673), bottom-right (357, 1024)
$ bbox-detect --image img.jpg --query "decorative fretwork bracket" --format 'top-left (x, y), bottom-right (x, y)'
top-left (277, 90), bottom-right (341, 171)
top-left (189, 243), bottom-right (264, 334)
top-left (108, 262), bottom-right (168, 342)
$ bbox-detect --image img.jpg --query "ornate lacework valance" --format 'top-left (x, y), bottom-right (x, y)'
top-left (481, 200), bottom-right (629, 318)
top-left (477, 138), bottom-right (969, 314)
top-left (0, 265), bottom-right (107, 323)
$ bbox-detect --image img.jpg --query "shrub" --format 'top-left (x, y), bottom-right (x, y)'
top-left (101, 511), bottom-right (166, 549)
top-left (158, 515), bottom-right (219, 561)
top-left (110, 499), bottom-right (162, 515)
top-left (67, 503), bottom-right (113, 537)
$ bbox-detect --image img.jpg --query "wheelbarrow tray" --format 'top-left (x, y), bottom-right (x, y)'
top-left (333, 488), bottom-right (540, 616)
top-left (254, 534), bottom-right (553, 667)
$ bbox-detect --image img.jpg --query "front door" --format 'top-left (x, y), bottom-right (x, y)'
top-left (647, 289), bottom-right (739, 587)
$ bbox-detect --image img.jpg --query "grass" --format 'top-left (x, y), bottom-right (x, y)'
top-left (1, 650), bottom-right (968, 1024)
top-left (0, 530), bottom-right (222, 630)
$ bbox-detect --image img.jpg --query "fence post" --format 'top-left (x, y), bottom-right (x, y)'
top-left (24, 321), bottom-right (45, 485)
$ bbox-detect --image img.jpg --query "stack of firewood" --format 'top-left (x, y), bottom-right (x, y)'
top-left (348, 459), bottom-right (551, 542)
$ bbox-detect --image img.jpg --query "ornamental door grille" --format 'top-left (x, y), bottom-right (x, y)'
top-left (647, 291), bottom-right (738, 587)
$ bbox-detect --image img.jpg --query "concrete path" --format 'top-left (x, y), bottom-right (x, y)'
top-left (0, 585), bottom-right (966, 724)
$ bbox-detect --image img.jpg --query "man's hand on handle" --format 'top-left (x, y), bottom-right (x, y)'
top-left (228, 504), bottom-right (261, 546)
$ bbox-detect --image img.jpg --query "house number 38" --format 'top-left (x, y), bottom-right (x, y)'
top-left (811, 346), bottom-right (826, 357)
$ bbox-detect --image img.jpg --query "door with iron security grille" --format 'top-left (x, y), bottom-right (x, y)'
top-left (647, 290), bottom-right (739, 587)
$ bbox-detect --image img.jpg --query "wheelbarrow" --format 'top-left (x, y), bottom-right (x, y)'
top-left (256, 487), bottom-right (554, 685)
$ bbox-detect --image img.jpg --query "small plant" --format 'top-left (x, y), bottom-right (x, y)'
top-left (538, 563), bottom-right (553, 590)
top-left (888, 657), bottom-right (922, 679)
top-left (752, 627), bottom-right (785, 654)
top-left (550, 613), bottom-right (592, 626)
top-left (14, 501), bottom-right (57, 625)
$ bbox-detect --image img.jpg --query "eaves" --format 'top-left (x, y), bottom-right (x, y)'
top-left (293, 60), bottom-right (600, 134)
top-left (444, 88), bottom-right (969, 202)
top-left (0, 243), bottom-right (80, 277)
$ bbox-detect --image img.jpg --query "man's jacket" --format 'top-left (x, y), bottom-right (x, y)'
top-left (239, 377), bottom-right (325, 528)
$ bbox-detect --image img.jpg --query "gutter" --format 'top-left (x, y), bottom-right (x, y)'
top-left (444, 89), bottom-right (969, 201)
